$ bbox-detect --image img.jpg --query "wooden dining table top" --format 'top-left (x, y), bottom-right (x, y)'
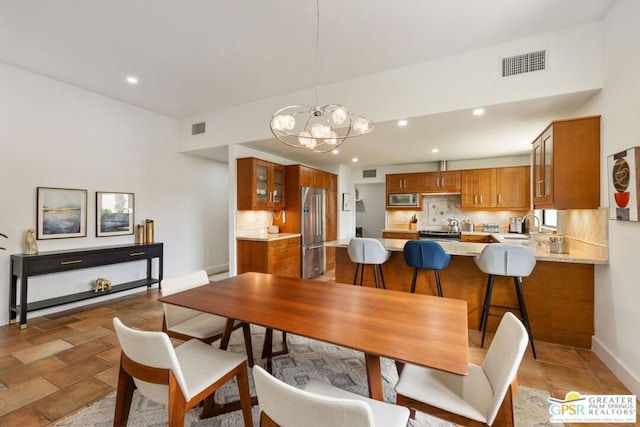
top-left (159, 272), bottom-right (469, 377)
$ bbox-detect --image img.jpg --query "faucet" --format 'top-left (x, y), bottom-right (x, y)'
top-left (521, 214), bottom-right (541, 233)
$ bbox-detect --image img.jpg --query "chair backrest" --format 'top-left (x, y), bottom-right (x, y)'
top-left (113, 317), bottom-right (188, 405)
top-left (474, 244), bottom-right (536, 277)
top-left (253, 365), bottom-right (375, 427)
top-left (482, 312), bottom-right (529, 425)
top-left (347, 238), bottom-right (390, 265)
top-left (161, 270), bottom-right (210, 327)
top-left (403, 240), bottom-right (452, 270)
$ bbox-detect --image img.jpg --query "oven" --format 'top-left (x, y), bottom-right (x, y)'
top-left (418, 230), bottom-right (462, 241)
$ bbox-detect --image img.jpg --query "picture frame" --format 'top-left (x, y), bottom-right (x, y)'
top-left (607, 147), bottom-right (640, 221)
top-left (37, 187), bottom-right (87, 239)
top-left (342, 192), bottom-right (352, 211)
top-left (96, 192), bottom-right (135, 237)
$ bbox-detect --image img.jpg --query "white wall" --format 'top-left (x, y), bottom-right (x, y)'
top-left (593, 0), bottom-right (640, 395)
top-left (0, 63), bottom-right (228, 323)
top-left (355, 183), bottom-right (385, 238)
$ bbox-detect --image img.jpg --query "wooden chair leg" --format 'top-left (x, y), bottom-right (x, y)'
top-left (241, 322), bottom-right (254, 367)
top-left (167, 373), bottom-right (188, 427)
top-left (113, 362), bottom-right (135, 427)
top-left (236, 363), bottom-right (254, 427)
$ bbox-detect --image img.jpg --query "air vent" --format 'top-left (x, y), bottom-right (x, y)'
top-left (191, 122), bottom-right (206, 135)
top-left (502, 50), bottom-right (546, 77)
top-left (362, 169), bottom-right (377, 178)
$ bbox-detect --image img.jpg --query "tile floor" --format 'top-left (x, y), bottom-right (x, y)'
top-left (0, 272), bottom-right (637, 426)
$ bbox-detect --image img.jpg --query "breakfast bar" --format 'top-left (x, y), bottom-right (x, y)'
top-left (328, 237), bottom-right (607, 349)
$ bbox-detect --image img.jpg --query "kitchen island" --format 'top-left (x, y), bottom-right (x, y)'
top-left (327, 237), bottom-right (607, 348)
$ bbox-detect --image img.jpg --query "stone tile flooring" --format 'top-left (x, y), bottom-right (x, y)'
top-left (0, 272), bottom-right (636, 426)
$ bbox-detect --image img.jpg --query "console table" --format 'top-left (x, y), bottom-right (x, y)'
top-left (9, 242), bottom-right (163, 328)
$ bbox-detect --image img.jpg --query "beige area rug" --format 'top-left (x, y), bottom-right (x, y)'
top-left (56, 326), bottom-right (558, 427)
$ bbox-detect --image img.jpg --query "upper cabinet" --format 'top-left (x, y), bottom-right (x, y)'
top-left (422, 171), bottom-right (461, 193)
top-left (532, 116), bottom-right (601, 210)
top-left (461, 166), bottom-right (530, 211)
top-left (386, 173), bottom-right (423, 193)
top-left (237, 157), bottom-right (285, 210)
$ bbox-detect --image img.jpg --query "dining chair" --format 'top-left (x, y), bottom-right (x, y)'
top-left (253, 365), bottom-right (409, 427)
top-left (402, 240), bottom-right (451, 295)
top-left (395, 312), bottom-right (528, 427)
top-left (112, 317), bottom-right (253, 427)
top-left (474, 243), bottom-right (537, 358)
top-left (347, 237), bottom-right (392, 289)
top-left (161, 270), bottom-right (254, 366)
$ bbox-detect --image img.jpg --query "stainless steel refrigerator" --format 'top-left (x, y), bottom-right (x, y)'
top-left (300, 186), bottom-right (326, 279)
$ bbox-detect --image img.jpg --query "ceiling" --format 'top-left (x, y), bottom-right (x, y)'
top-left (0, 0), bottom-right (613, 168)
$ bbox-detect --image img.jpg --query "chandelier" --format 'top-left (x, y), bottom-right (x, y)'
top-left (269, 0), bottom-right (374, 153)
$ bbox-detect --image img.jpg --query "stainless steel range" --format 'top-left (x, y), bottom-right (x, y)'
top-left (418, 230), bottom-right (462, 241)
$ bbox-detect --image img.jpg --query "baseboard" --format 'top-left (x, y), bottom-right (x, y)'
top-left (206, 263), bottom-right (229, 276)
top-left (592, 335), bottom-right (640, 395)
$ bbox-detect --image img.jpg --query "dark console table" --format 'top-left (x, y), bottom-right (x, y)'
top-left (10, 242), bottom-right (163, 328)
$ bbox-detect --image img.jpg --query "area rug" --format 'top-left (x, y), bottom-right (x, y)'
top-left (56, 326), bottom-right (557, 427)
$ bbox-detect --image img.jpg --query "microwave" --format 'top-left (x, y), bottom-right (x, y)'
top-left (388, 193), bottom-right (420, 207)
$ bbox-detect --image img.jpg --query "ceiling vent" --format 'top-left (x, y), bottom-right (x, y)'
top-left (501, 49), bottom-right (546, 77)
top-left (191, 122), bottom-right (206, 135)
top-left (362, 169), bottom-right (377, 178)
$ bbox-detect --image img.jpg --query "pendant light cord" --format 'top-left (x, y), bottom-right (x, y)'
top-left (314, 0), bottom-right (319, 107)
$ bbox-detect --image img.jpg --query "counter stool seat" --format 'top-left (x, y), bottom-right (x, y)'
top-left (403, 240), bottom-right (451, 296)
top-left (347, 238), bottom-right (391, 289)
top-left (474, 243), bottom-right (537, 358)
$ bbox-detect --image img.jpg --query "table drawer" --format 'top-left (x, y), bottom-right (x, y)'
top-left (28, 252), bottom-right (106, 275)
top-left (107, 245), bottom-right (162, 263)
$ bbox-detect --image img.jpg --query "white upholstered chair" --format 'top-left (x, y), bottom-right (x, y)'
top-left (347, 238), bottom-right (392, 289)
top-left (161, 270), bottom-right (254, 365)
top-left (395, 312), bottom-right (528, 427)
top-left (112, 317), bottom-right (253, 427)
top-left (253, 365), bottom-right (409, 427)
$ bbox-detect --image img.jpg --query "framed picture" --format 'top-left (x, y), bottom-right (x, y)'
top-left (342, 192), bottom-right (352, 211)
top-left (37, 187), bottom-right (87, 239)
top-left (608, 147), bottom-right (640, 221)
top-left (96, 192), bottom-right (135, 237)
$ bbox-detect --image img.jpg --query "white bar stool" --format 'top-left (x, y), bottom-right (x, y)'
top-left (474, 243), bottom-right (537, 358)
top-left (347, 238), bottom-right (391, 289)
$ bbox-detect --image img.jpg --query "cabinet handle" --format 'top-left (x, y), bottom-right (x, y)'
top-left (498, 194), bottom-right (502, 204)
top-left (129, 252), bottom-right (146, 256)
top-left (479, 194), bottom-right (483, 204)
top-left (473, 194), bottom-right (477, 204)
top-left (441, 177), bottom-right (445, 187)
top-left (60, 260), bottom-right (82, 265)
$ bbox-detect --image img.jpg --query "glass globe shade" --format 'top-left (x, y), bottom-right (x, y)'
top-left (298, 131), bottom-right (316, 148)
top-left (272, 115), bottom-right (286, 131)
top-left (282, 114), bottom-right (295, 130)
top-left (325, 131), bottom-right (338, 145)
top-left (332, 107), bottom-right (348, 125)
top-left (311, 123), bottom-right (330, 138)
top-left (353, 117), bottom-right (370, 134)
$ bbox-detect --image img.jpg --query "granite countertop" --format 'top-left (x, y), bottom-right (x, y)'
top-left (236, 232), bottom-right (301, 242)
top-left (326, 235), bottom-right (608, 265)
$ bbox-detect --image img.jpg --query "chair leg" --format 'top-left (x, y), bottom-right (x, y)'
top-left (236, 363), bottom-right (254, 427)
top-left (434, 270), bottom-right (443, 297)
top-left (514, 276), bottom-right (537, 358)
top-left (359, 264), bottom-right (365, 287)
top-left (373, 264), bottom-right (380, 288)
top-left (480, 275), bottom-right (495, 348)
top-left (378, 264), bottom-right (386, 289)
top-left (352, 263), bottom-right (360, 285)
top-left (241, 322), bottom-right (254, 367)
top-left (113, 362), bottom-right (135, 427)
top-left (410, 268), bottom-right (418, 293)
top-left (167, 373), bottom-right (188, 427)
top-left (479, 274), bottom-right (493, 332)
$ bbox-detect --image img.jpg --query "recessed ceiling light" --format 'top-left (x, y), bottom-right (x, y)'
top-left (398, 119), bottom-right (408, 127)
top-left (352, 158), bottom-right (358, 163)
top-left (432, 148), bottom-right (439, 153)
top-left (332, 149), bottom-right (339, 154)
top-left (126, 76), bottom-right (138, 84)
top-left (472, 108), bottom-right (485, 116)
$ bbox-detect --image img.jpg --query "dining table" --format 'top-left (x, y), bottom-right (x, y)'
top-left (158, 271), bottom-right (469, 401)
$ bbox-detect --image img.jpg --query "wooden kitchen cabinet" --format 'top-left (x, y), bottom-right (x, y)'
top-left (298, 165), bottom-right (326, 188)
top-left (326, 189), bottom-right (338, 270)
top-left (532, 116), bottom-right (600, 209)
top-left (237, 157), bottom-right (285, 210)
top-left (237, 237), bottom-right (301, 278)
top-left (386, 173), bottom-right (423, 193)
top-left (461, 166), bottom-right (530, 210)
top-left (382, 231), bottom-right (419, 239)
top-left (422, 171), bottom-right (461, 193)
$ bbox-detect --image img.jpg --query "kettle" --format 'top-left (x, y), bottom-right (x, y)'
top-left (447, 218), bottom-right (460, 233)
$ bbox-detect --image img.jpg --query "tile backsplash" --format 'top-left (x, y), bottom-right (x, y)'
top-left (236, 210), bottom-right (273, 235)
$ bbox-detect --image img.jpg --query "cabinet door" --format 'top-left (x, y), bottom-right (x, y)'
top-left (461, 170), bottom-right (479, 208)
top-left (532, 126), bottom-right (553, 206)
top-left (496, 166), bottom-right (530, 210)
top-left (421, 172), bottom-right (440, 192)
top-left (325, 190), bottom-right (337, 270)
top-left (477, 168), bottom-right (496, 208)
top-left (386, 173), bottom-right (422, 192)
top-left (254, 159), bottom-right (272, 209)
top-left (440, 171), bottom-right (461, 192)
top-left (271, 164), bottom-right (286, 209)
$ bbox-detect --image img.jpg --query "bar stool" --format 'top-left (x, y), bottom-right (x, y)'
top-left (347, 238), bottom-right (391, 289)
top-left (402, 240), bottom-right (451, 296)
top-left (474, 243), bottom-right (537, 358)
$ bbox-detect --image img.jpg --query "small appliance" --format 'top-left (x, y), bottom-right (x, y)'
top-left (388, 193), bottom-right (419, 207)
top-left (509, 217), bottom-right (524, 233)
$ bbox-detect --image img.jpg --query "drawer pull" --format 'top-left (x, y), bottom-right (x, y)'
top-left (60, 260), bottom-right (83, 265)
top-left (129, 251), bottom-right (146, 256)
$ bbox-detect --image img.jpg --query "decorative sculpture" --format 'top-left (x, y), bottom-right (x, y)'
top-left (25, 228), bottom-right (38, 254)
top-left (94, 278), bottom-right (112, 292)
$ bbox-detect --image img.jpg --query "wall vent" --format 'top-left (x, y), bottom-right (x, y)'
top-left (362, 169), bottom-right (377, 178)
top-left (501, 50), bottom-right (546, 77)
top-left (191, 122), bottom-right (206, 135)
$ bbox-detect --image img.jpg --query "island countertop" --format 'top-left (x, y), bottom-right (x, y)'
top-left (326, 236), bottom-right (608, 265)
